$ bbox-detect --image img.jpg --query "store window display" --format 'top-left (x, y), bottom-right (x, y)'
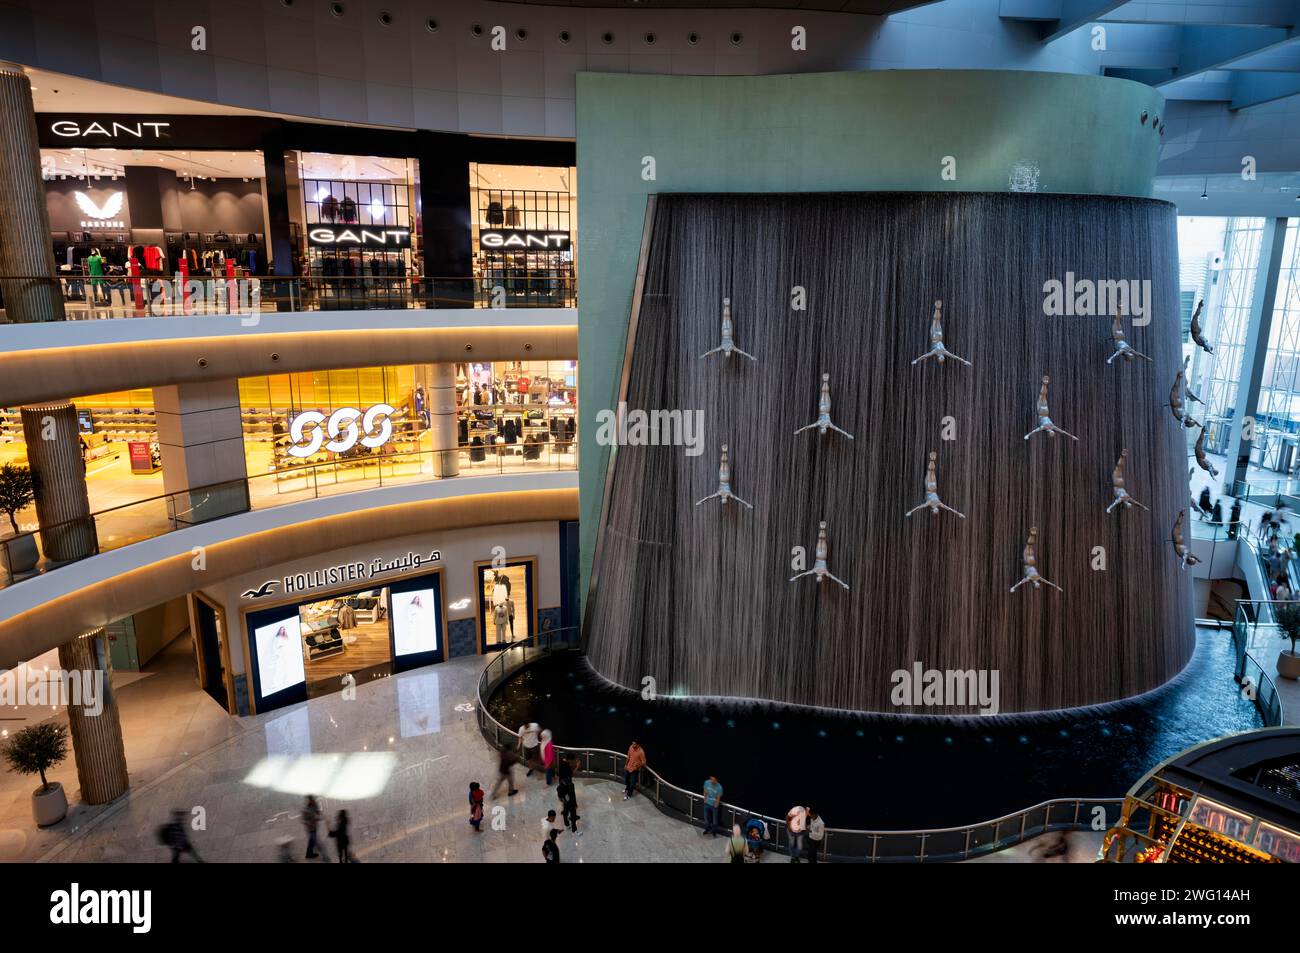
top-left (476, 559), bottom-right (534, 652)
top-left (456, 360), bottom-right (577, 468)
top-left (469, 163), bottom-right (575, 308)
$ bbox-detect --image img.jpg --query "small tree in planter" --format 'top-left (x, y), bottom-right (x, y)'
top-left (2, 722), bottom-right (70, 825)
top-left (1274, 602), bottom-right (1300, 680)
top-left (0, 463), bottom-right (37, 536)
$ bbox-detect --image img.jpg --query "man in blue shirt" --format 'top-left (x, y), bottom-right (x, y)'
top-left (702, 776), bottom-right (724, 837)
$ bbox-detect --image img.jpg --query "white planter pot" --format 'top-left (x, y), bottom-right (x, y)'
top-left (1278, 650), bottom-right (1300, 681)
top-left (32, 781), bottom-right (68, 826)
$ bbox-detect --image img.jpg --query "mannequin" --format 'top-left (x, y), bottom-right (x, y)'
top-left (493, 600), bottom-right (510, 643)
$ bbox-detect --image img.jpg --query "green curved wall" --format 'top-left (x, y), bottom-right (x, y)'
top-left (577, 69), bottom-right (1168, 603)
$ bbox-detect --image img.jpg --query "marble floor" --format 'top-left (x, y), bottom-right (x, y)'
top-left (3, 646), bottom-right (1099, 864)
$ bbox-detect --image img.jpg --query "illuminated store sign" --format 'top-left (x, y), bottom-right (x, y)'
top-left (50, 119), bottom-right (171, 140)
top-left (479, 230), bottom-right (570, 252)
top-left (287, 403), bottom-right (397, 458)
top-left (242, 549), bottom-right (443, 599)
top-left (74, 191), bottom-right (126, 228)
top-left (307, 227), bottom-right (411, 248)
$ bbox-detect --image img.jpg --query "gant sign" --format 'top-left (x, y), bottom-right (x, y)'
top-left (479, 230), bottom-right (571, 252)
top-left (50, 119), bottom-right (171, 140)
top-left (308, 227), bottom-right (411, 248)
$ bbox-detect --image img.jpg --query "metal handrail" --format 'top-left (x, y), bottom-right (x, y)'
top-left (473, 631), bottom-right (1122, 863)
top-left (0, 440), bottom-right (577, 588)
top-left (1230, 599), bottom-right (1289, 727)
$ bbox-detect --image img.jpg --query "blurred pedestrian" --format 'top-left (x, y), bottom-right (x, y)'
top-left (468, 782), bottom-right (485, 833)
top-left (623, 741), bottom-right (646, 800)
top-left (1228, 500), bottom-right (1242, 539)
top-left (807, 809), bottom-right (825, 863)
top-left (158, 809), bottom-right (203, 863)
top-left (702, 776), bottom-right (723, 837)
top-left (540, 729), bottom-right (556, 786)
top-left (558, 773), bottom-right (581, 836)
top-left (542, 828), bottom-right (560, 863)
top-left (518, 722), bottom-right (540, 777)
top-left (302, 794), bottom-right (328, 861)
top-left (726, 824), bottom-right (747, 863)
top-left (541, 808), bottom-right (563, 840)
top-left (490, 747), bottom-right (519, 799)
top-left (328, 809), bottom-right (353, 862)
top-left (786, 805), bottom-right (808, 862)
top-left (1212, 500), bottom-right (1223, 525)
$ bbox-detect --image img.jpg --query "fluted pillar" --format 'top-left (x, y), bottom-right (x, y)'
top-left (431, 363), bottom-right (461, 477)
top-left (57, 629), bottom-right (129, 805)
top-left (20, 402), bottom-right (96, 561)
top-left (0, 63), bottom-right (64, 323)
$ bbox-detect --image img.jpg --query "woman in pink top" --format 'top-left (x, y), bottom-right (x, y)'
top-left (541, 729), bottom-right (557, 786)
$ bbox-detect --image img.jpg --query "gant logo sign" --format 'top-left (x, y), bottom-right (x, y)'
top-left (287, 403), bottom-right (398, 458)
top-left (307, 227), bottom-right (411, 248)
top-left (50, 119), bottom-right (171, 139)
top-left (479, 229), bottom-right (570, 252)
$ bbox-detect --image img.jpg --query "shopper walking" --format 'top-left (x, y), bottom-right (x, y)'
top-left (786, 805), bottom-right (808, 862)
top-left (558, 774), bottom-right (581, 836)
top-left (542, 828), bottom-right (561, 863)
top-left (518, 722), bottom-right (541, 777)
top-left (702, 775), bottom-right (723, 837)
top-left (158, 809), bottom-right (204, 863)
top-left (302, 795), bottom-right (328, 861)
top-left (490, 747), bottom-right (519, 798)
top-left (1211, 500), bottom-right (1224, 525)
top-left (468, 781), bottom-right (485, 833)
top-left (806, 809), bottom-right (825, 863)
top-left (726, 824), bottom-right (748, 864)
top-left (540, 728), bottom-right (557, 786)
top-left (328, 809), bottom-right (354, 862)
top-left (623, 741), bottom-right (646, 800)
top-left (1228, 500), bottom-right (1242, 539)
top-left (1198, 487), bottom-right (1213, 520)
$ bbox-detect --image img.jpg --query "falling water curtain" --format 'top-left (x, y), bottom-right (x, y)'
top-left (584, 192), bottom-right (1193, 715)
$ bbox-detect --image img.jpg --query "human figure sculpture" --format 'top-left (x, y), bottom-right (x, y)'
top-left (1107, 311), bottom-right (1152, 365)
top-left (911, 300), bottom-right (971, 368)
top-left (1106, 449), bottom-right (1150, 514)
top-left (1193, 427), bottom-right (1218, 478)
top-left (1169, 371), bottom-right (1202, 429)
top-left (789, 521), bottom-right (849, 591)
top-left (700, 297), bottom-right (757, 362)
top-left (1190, 299), bottom-right (1213, 354)
top-left (794, 373), bottom-right (854, 440)
top-left (904, 450), bottom-right (966, 519)
top-left (1023, 376), bottom-right (1078, 441)
top-left (1171, 509), bottom-right (1202, 570)
top-left (694, 444), bottom-right (753, 509)
top-left (1010, 526), bottom-right (1063, 593)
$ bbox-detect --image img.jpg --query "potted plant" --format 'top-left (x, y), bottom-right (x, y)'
top-left (1274, 602), bottom-right (1300, 680)
top-left (0, 464), bottom-right (39, 577)
top-left (2, 722), bottom-right (70, 826)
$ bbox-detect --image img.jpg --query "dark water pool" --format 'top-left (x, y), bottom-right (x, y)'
top-left (487, 631), bottom-right (1262, 830)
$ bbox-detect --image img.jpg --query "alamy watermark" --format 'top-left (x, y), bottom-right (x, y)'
top-left (890, 663), bottom-right (1000, 714)
top-left (0, 667), bottom-right (104, 716)
top-left (594, 403), bottom-right (704, 457)
top-left (1042, 273), bottom-right (1152, 326)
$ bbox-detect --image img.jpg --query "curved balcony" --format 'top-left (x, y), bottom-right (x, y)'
top-left (0, 468), bottom-right (578, 670)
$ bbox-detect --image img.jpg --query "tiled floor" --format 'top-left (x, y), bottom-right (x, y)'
top-left (2, 643), bottom-right (1097, 864)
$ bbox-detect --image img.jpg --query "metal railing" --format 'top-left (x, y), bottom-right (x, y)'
top-left (1230, 600), bottom-right (1289, 727)
top-left (473, 631), bottom-right (1121, 863)
top-left (0, 440), bottom-right (576, 589)
top-left (0, 274), bottom-right (575, 321)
